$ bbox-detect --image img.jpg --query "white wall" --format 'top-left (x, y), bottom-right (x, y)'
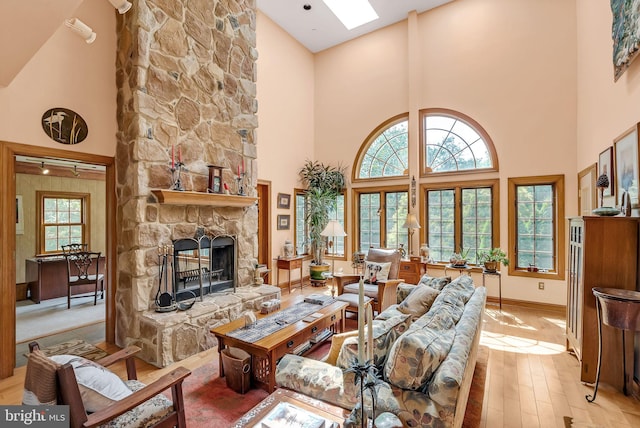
top-left (256, 11), bottom-right (316, 282)
top-left (0, 1), bottom-right (117, 156)
top-left (310, 0), bottom-right (577, 305)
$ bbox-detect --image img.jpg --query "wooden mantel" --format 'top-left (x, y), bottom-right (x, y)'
top-left (151, 189), bottom-right (258, 207)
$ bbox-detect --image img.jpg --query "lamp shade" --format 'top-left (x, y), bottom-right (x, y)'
top-left (321, 220), bottom-right (347, 237)
top-left (402, 213), bottom-right (421, 229)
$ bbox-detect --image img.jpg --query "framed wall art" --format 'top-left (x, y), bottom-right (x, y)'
top-left (614, 123), bottom-right (640, 209)
top-left (612, 0), bottom-right (640, 81)
top-left (598, 146), bottom-right (614, 197)
top-left (277, 193), bottom-right (291, 209)
top-left (277, 214), bottom-right (290, 230)
top-left (16, 195), bottom-right (24, 235)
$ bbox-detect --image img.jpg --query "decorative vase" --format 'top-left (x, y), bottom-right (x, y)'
top-left (420, 243), bottom-right (430, 262)
top-left (283, 240), bottom-right (294, 258)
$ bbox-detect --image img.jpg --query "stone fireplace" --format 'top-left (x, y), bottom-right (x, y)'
top-left (173, 234), bottom-right (237, 300)
top-left (113, 0), bottom-right (278, 367)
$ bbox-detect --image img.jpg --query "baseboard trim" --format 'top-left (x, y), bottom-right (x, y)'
top-left (486, 296), bottom-right (565, 315)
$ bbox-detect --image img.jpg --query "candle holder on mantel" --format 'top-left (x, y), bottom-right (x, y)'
top-left (236, 172), bottom-right (246, 196)
top-left (171, 161), bottom-right (185, 191)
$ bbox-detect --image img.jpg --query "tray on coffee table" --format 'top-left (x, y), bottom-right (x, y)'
top-left (232, 388), bottom-right (348, 428)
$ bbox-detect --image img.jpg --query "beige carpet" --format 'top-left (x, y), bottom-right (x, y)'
top-left (16, 296), bottom-right (105, 343)
top-left (25, 338), bottom-right (108, 361)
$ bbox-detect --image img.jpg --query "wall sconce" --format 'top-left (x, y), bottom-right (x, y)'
top-left (40, 162), bottom-right (50, 175)
top-left (65, 18), bottom-right (97, 44)
top-left (411, 175), bottom-right (416, 208)
top-left (108, 0), bottom-right (132, 14)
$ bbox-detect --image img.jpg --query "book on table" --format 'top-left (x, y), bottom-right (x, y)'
top-left (259, 402), bottom-right (338, 428)
top-left (304, 294), bottom-right (333, 305)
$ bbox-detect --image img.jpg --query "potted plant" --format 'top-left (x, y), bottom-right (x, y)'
top-left (298, 160), bottom-right (346, 279)
top-left (449, 247), bottom-right (470, 267)
top-left (477, 247), bottom-right (509, 272)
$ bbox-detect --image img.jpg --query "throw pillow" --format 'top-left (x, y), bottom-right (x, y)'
top-left (50, 355), bottom-right (132, 413)
top-left (325, 330), bottom-right (359, 366)
top-left (364, 261), bottom-right (392, 284)
top-left (418, 275), bottom-right (452, 291)
top-left (23, 350), bottom-right (60, 405)
top-left (397, 285), bottom-right (440, 318)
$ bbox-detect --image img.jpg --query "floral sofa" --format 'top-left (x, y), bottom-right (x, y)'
top-left (275, 274), bottom-right (487, 428)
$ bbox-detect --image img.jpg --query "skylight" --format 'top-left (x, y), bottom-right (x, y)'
top-left (323, 0), bottom-right (379, 30)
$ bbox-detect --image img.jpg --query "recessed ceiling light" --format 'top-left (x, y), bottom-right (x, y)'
top-left (322, 0), bottom-right (378, 30)
top-left (303, 4), bottom-right (312, 11)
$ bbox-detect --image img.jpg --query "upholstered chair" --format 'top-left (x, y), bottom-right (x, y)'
top-left (335, 248), bottom-right (402, 314)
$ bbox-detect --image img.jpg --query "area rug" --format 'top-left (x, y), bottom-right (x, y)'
top-left (25, 338), bottom-right (108, 361)
top-left (183, 359), bottom-right (268, 427)
top-left (462, 345), bottom-right (488, 428)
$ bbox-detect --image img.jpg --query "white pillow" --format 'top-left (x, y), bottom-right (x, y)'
top-left (364, 261), bottom-right (392, 284)
top-left (50, 355), bottom-right (132, 412)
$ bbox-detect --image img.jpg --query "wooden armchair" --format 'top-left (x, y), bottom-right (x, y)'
top-left (335, 248), bottom-right (403, 314)
top-left (26, 342), bottom-right (190, 428)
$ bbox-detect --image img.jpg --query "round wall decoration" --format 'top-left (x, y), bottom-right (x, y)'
top-left (41, 107), bottom-right (88, 145)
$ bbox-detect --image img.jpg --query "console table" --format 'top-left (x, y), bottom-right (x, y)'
top-left (274, 256), bottom-right (305, 293)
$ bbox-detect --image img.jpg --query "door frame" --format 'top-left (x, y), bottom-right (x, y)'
top-left (0, 141), bottom-right (116, 378)
top-left (257, 180), bottom-right (272, 282)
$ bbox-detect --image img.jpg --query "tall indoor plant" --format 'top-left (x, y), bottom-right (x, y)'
top-left (298, 160), bottom-right (346, 278)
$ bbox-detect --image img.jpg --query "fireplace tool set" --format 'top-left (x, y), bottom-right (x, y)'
top-left (156, 245), bottom-right (196, 312)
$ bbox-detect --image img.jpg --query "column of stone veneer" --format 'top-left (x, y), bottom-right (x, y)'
top-left (114, 0), bottom-right (259, 363)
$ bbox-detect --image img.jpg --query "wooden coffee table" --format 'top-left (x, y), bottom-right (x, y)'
top-left (231, 388), bottom-right (349, 427)
top-left (211, 298), bottom-right (348, 392)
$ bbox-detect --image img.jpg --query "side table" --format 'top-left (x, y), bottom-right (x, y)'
top-left (482, 270), bottom-right (502, 310)
top-left (444, 264), bottom-right (473, 277)
top-left (274, 256), bottom-right (305, 293)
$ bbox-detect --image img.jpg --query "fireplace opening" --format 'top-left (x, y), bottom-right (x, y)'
top-left (172, 234), bottom-right (237, 302)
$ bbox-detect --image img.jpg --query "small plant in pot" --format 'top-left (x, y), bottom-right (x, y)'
top-left (477, 248), bottom-right (509, 273)
top-left (298, 160), bottom-right (346, 280)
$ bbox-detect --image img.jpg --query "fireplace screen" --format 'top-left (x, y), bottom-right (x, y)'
top-left (172, 234), bottom-right (237, 301)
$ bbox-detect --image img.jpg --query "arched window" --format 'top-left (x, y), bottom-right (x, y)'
top-left (356, 114), bottom-right (409, 180)
top-left (421, 109), bottom-right (497, 174)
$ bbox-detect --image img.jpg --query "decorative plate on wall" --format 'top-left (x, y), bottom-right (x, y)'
top-left (41, 107), bottom-right (88, 145)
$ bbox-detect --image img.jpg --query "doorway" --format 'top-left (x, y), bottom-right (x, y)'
top-left (0, 141), bottom-right (116, 379)
top-left (257, 180), bottom-right (271, 283)
top-left (14, 155), bottom-right (107, 366)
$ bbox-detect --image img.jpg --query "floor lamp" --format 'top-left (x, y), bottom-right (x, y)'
top-left (320, 220), bottom-right (347, 276)
top-left (402, 213), bottom-right (421, 256)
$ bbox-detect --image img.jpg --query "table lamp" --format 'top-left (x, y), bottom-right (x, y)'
top-left (402, 213), bottom-right (421, 256)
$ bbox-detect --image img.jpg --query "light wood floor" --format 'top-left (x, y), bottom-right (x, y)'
top-left (1, 283), bottom-right (639, 427)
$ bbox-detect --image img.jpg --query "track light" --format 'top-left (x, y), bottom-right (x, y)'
top-left (108, 0), bottom-right (132, 14)
top-left (64, 18), bottom-right (96, 44)
top-left (41, 162), bottom-right (50, 175)
top-left (72, 165), bottom-right (80, 177)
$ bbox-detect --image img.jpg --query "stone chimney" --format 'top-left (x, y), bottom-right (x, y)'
top-left (114, 0), bottom-right (261, 365)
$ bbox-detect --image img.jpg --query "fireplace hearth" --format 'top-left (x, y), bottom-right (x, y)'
top-left (172, 234), bottom-right (237, 302)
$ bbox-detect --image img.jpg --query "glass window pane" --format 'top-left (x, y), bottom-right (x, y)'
top-left (358, 118), bottom-right (408, 179)
top-left (516, 183), bottom-right (556, 270)
top-left (423, 114), bottom-right (494, 172)
top-left (359, 193), bottom-right (381, 250)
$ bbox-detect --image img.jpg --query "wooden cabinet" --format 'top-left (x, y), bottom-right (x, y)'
top-left (398, 256), bottom-right (426, 284)
top-left (566, 216), bottom-right (638, 389)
